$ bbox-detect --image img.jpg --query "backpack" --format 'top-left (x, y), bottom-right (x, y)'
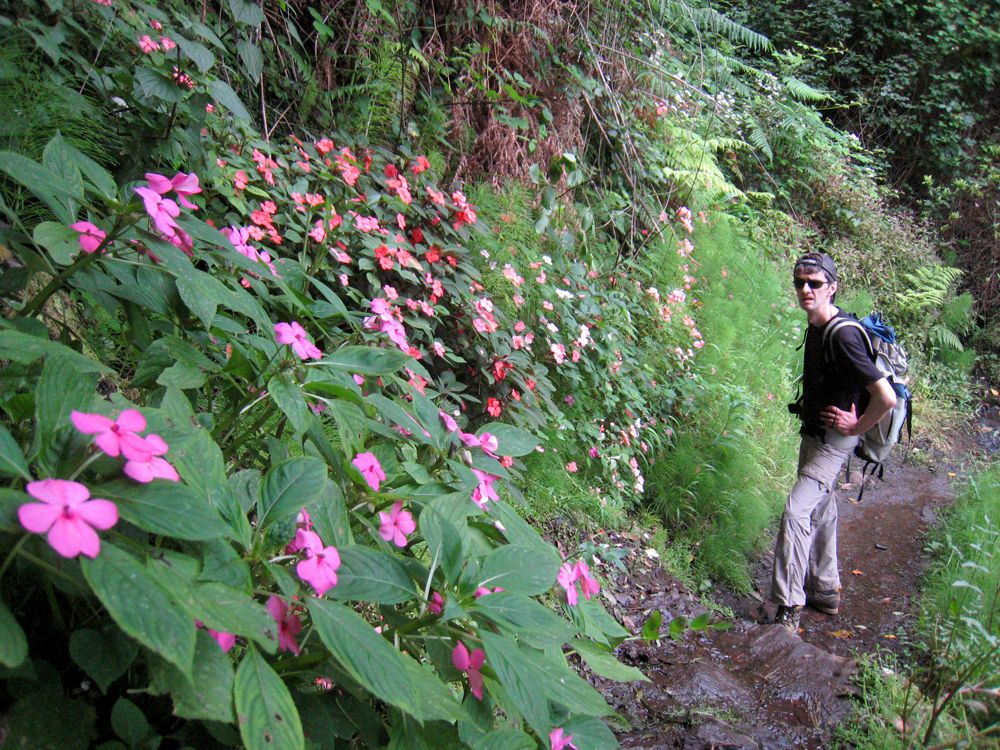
top-left (822, 312), bottom-right (913, 500)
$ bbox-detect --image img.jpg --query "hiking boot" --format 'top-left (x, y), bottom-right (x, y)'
top-left (805, 588), bottom-right (840, 615)
top-left (774, 605), bottom-right (802, 634)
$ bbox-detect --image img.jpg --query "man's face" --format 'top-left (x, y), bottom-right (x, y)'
top-left (793, 270), bottom-right (836, 312)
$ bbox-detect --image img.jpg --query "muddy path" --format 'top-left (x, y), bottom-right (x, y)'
top-left (592, 400), bottom-right (999, 749)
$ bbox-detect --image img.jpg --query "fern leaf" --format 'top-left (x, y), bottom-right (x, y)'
top-left (782, 76), bottom-right (829, 102)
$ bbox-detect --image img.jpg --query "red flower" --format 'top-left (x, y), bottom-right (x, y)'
top-left (486, 398), bottom-right (502, 417)
top-left (424, 246), bottom-right (441, 263)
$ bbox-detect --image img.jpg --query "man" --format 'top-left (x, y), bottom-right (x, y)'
top-left (771, 252), bottom-right (897, 634)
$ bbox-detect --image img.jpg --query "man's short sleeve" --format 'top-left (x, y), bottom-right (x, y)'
top-left (830, 326), bottom-right (883, 391)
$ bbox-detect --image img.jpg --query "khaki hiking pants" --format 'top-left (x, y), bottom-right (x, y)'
top-left (771, 434), bottom-right (854, 608)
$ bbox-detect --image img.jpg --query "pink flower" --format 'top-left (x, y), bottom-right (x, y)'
top-left (159, 36), bottom-right (176, 51)
top-left (565, 461), bottom-right (578, 473)
top-left (412, 155), bottom-right (431, 174)
top-left (134, 186), bottom-right (181, 238)
top-left (18, 479), bottom-right (118, 559)
top-left (352, 452), bottom-right (386, 492)
top-left (274, 321), bottom-right (323, 360)
top-left (474, 586), bottom-right (503, 598)
top-left (266, 595), bottom-right (302, 655)
top-left (138, 35), bottom-right (159, 53)
top-left (486, 398), bottom-right (502, 418)
top-left (315, 138), bottom-right (334, 155)
top-left (428, 591), bottom-right (444, 615)
top-left (234, 170), bottom-right (249, 190)
top-left (295, 529), bottom-right (341, 596)
top-left (378, 502), bottom-right (415, 547)
top-left (69, 222), bottom-right (107, 254)
top-left (478, 432), bottom-right (499, 457)
top-left (197, 621), bottom-right (237, 652)
top-left (309, 220), bottom-right (326, 243)
top-left (452, 641), bottom-right (486, 700)
top-left (439, 411), bottom-right (458, 433)
top-left (576, 559), bottom-right (600, 600)
top-left (549, 728), bottom-right (577, 750)
top-left (557, 562), bottom-right (579, 606)
top-left (589, 446), bottom-right (600, 459)
top-left (123, 434), bottom-right (180, 483)
top-left (168, 172), bottom-right (202, 210)
top-left (471, 469), bottom-right (499, 509)
top-left (71, 409), bottom-right (149, 459)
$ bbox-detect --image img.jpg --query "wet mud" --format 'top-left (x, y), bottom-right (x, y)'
top-left (592, 399), bottom-right (997, 749)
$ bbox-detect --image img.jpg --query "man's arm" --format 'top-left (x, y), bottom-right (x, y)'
top-left (821, 377), bottom-right (897, 437)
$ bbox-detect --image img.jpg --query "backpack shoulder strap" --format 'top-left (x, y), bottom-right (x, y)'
top-left (822, 317), bottom-right (875, 360)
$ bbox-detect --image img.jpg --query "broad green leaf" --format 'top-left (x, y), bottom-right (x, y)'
top-left (149, 629), bottom-right (235, 722)
top-left (6, 691), bottom-right (95, 750)
top-left (572, 638), bottom-right (647, 682)
top-left (33, 221), bottom-right (80, 266)
top-left (82, 544), bottom-right (196, 679)
top-left (159, 423), bottom-right (228, 493)
top-left (396, 653), bottom-right (466, 723)
top-left (365, 394), bottom-right (431, 445)
top-left (472, 592), bottom-right (575, 650)
top-left (133, 66), bottom-right (184, 103)
top-left (0, 424), bottom-right (31, 480)
top-left (478, 632), bottom-right (550, 735)
top-left (310, 599), bottom-right (452, 722)
top-left (234, 646), bottom-right (304, 750)
top-left (237, 38), bottom-right (263, 83)
top-left (228, 0), bottom-right (265, 26)
top-left (0, 150), bottom-right (82, 221)
top-left (419, 505), bottom-right (464, 583)
top-left (668, 615), bottom-right (687, 640)
top-left (561, 715), bottom-right (619, 750)
top-left (97, 480), bottom-right (231, 541)
top-left (575, 597), bottom-right (630, 645)
top-left (0, 330), bottom-right (108, 373)
top-left (35, 353), bottom-right (97, 468)
top-left (473, 729), bottom-right (536, 750)
top-left (641, 610), bottom-right (662, 641)
top-left (0, 599), bottom-right (27, 668)
top-left (320, 345), bottom-right (411, 375)
top-left (67, 147), bottom-right (116, 200)
top-left (69, 626), bottom-right (138, 693)
top-left (690, 612), bottom-right (711, 631)
top-left (480, 545), bottom-right (560, 595)
top-left (176, 270), bottom-right (226, 328)
top-left (258, 457), bottom-right (328, 529)
top-left (0, 488), bottom-right (24, 532)
top-left (111, 697), bottom-right (150, 748)
top-left (268, 373), bottom-right (312, 434)
top-left (156, 360), bottom-right (206, 389)
top-left (329, 545), bottom-right (416, 604)
top-left (476, 423), bottom-right (540, 456)
top-left (208, 79), bottom-right (253, 122)
top-left (173, 32), bottom-right (216, 72)
top-left (488, 501), bottom-right (553, 553)
top-left (42, 133), bottom-right (84, 210)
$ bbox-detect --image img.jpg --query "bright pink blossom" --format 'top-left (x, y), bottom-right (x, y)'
top-left (123, 434), bottom-right (180, 483)
top-left (378, 502), bottom-right (416, 547)
top-left (266, 595), bottom-right (302, 655)
top-left (138, 35), bottom-right (159, 53)
top-left (159, 36), bottom-right (176, 51)
top-left (295, 529), bottom-right (341, 596)
top-left (18, 479), bottom-right (118, 559)
top-left (557, 562), bottom-right (579, 606)
top-left (471, 468), bottom-right (499, 509)
top-left (71, 409), bottom-right (148, 459)
top-left (352, 452), bottom-right (386, 492)
top-left (274, 321), bottom-right (323, 360)
top-left (69, 222), bottom-right (107, 254)
top-left (576, 559), bottom-right (600, 600)
top-left (197, 622), bottom-right (237, 652)
top-left (452, 641), bottom-right (486, 700)
top-left (486, 398), bottom-right (502, 418)
top-left (566, 461), bottom-right (578, 473)
top-left (549, 728), bottom-right (577, 750)
top-left (134, 186), bottom-right (181, 237)
top-left (428, 591), bottom-right (444, 615)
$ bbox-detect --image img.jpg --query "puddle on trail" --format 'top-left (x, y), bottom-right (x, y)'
top-left (590, 411), bottom-right (996, 749)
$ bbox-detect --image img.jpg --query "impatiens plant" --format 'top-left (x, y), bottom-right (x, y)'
top-left (0, 126), bottom-right (649, 748)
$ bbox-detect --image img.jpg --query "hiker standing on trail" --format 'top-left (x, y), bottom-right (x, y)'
top-left (771, 252), bottom-right (897, 635)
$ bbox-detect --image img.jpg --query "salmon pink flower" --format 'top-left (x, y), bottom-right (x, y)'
top-left (138, 35), bottom-right (159, 53)
top-left (315, 138), bottom-right (334, 155)
top-left (486, 398), bottom-right (502, 418)
top-left (71, 409), bottom-right (149, 458)
top-left (159, 36), bottom-right (176, 51)
top-left (274, 321), bottom-right (323, 360)
top-left (19, 479), bottom-right (118, 559)
top-left (123, 434), bottom-right (180, 483)
top-left (452, 641), bottom-right (486, 700)
top-left (352, 452), bottom-right (386, 492)
top-left (412, 155), bottom-right (430, 174)
top-left (295, 529), bottom-right (341, 596)
top-left (549, 728), bottom-right (577, 750)
top-left (378, 502), bottom-right (415, 547)
top-left (69, 221), bottom-right (107, 254)
top-left (266, 595), bottom-right (302, 655)
top-left (566, 461), bottom-right (578, 473)
top-left (234, 170), bottom-right (249, 191)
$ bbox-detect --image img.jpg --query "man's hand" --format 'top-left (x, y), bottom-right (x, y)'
top-left (821, 403), bottom-right (859, 436)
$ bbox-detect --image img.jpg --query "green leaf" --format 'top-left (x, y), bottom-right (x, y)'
top-left (234, 646), bottom-right (304, 750)
top-left (35, 353), bottom-right (97, 468)
top-left (0, 424), bottom-right (31, 481)
top-left (309, 599), bottom-right (459, 722)
top-left (0, 599), bottom-right (27, 668)
top-left (33, 221), bottom-right (80, 266)
top-left (690, 612), bottom-right (710, 631)
top-left (572, 638), bottom-right (647, 682)
top-left (228, 0), bottom-right (265, 26)
top-left (133, 66), bottom-right (184, 103)
top-left (42, 133), bottom-right (84, 209)
top-left (237, 38), bottom-right (263, 84)
top-left (268, 374), bottom-right (313, 435)
top-left (176, 270), bottom-right (226, 328)
top-left (668, 615), bottom-right (688, 640)
top-left (156, 360), bottom-right (206, 389)
top-left (68, 148), bottom-right (116, 201)
top-left (149, 629), bottom-right (235, 722)
top-left (258, 457), bottom-right (328, 529)
top-left (476, 423), bottom-right (540, 457)
top-left (0, 150), bottom-right (82, 221)
top-left (480, 545), bottom-right (560, 595)
top-left (97, 480), bottom-right (231, 541)
top-left (477, 632), bottom-right (550, 735)
top-left (641, 610), bottom-right (662, 641)
top-left (111, 697), bottom-right (150, 749)
top-left (0, 330), bottom-right (108, 373)
top-left (419, 505), bottom-right (464, 583)
top-left (69, 626), bottom-right (138, 693)
top-left (329, 546), bottom-right (416, 604)
top-left (472, 592), bottom-right (575, 650)
top-left (320, 345), bottom-right (412, 375)
top-left (473, 729), bottom-right (537, 750)
top-left (208, 79), bottom-right (253, 122)
top-left (82, 544), bottom-right (196, 680)
top-left (173, 32), bottom-right (216, 73)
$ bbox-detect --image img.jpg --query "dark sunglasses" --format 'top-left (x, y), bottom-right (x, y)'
top-left (793, 278), bottom-right (829, 290)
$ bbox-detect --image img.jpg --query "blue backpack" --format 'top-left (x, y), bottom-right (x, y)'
top-left (823, 313), bottom-right (913, 500)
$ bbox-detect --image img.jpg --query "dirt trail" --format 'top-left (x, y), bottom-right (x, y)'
top-left (593, 403), bottom-right (998, 749)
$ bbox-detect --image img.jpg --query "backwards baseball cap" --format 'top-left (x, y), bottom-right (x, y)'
top-left (793, 252), bottom-right (838, 282)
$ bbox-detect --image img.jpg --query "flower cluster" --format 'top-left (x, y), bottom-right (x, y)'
top-left (71, 409), bottom-right (179, 482)
top-left (557, 559), bottom-right (601, 606)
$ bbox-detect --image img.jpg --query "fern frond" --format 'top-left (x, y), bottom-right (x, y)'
top-left (747, 119), bottom-right (773, 162)
top-left (782, 76), bottom-right (829, 102)
top-left (896, 265), bottom-right (964, 313)
top-left (928, 324), bottom-right (964, 353)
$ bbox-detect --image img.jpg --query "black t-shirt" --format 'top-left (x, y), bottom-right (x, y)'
top-left (799, 310), bottom-right (884, 433)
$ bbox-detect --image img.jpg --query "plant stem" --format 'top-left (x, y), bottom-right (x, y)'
top-left (0, 534), bottom-right (29, 581)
